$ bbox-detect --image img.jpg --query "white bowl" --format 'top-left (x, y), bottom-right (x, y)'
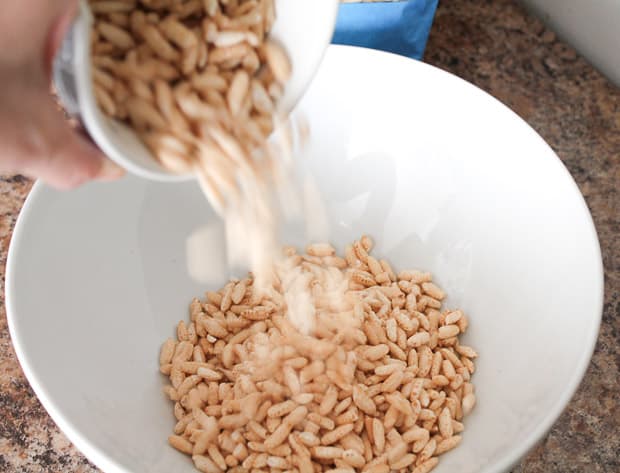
top-left (7, 46), bottom-right (603, 473)
top-left (72, 0), bottom-right (339, 181)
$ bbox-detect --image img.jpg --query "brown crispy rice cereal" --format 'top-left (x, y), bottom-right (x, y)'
top-left (160, 236), bottom-right (477, 473)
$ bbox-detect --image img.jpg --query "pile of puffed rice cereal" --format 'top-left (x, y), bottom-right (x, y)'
top-left (159, 236), bottom-right (477, 473)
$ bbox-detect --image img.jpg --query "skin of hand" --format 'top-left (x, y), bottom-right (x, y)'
top-left (0, 0), bottom-right (125, 189)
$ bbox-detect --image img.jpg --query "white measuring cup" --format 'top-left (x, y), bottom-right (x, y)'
top-left (53, 0), bottom-right (339, 181)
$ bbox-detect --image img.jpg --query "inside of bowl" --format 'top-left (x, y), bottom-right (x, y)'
top-left (8, 47), bottom-right (602, 473)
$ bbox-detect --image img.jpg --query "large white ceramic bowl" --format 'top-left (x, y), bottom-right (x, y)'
top-left (7, 46), bottom-right (603, 473)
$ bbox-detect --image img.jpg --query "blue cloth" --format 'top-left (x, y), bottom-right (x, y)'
top-left (332, 0), bottom-right (438, 60)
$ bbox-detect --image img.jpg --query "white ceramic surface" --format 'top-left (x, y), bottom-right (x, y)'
top-left (74, 0), bottom-right (339, 181)
top-left (7, 46), bottom-right (603, 473)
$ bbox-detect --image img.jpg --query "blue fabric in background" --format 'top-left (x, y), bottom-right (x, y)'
top-left (332, 0), bottom-right (439, 60)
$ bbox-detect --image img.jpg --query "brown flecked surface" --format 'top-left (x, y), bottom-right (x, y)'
top-left (425, 2), bottom-right (619, 470)
top-left (0, 0), bottom-right (618, 471)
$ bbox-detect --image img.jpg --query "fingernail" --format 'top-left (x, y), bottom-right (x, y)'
top-left (96, 158), bottom-right (126, 181)
top-left (45, 1), bottom-right (80, 78)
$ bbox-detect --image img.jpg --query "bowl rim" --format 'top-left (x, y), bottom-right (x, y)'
top-left (6, 181), bottom-right (133, 473)
top-left (6, 45), bottom-right (605, 473)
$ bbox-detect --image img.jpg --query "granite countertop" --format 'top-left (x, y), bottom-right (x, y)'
top-left (0, 0), bottom-right (618, 472)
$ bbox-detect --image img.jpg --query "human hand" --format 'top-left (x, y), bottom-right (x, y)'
top-left (0, 0), bottom-right (124, 190)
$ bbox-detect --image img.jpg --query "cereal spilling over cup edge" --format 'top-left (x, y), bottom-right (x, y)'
top-left (89, 0), bottom-right (290, 214)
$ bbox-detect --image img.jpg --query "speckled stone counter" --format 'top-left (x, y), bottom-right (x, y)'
top-left (0, 0), bottom-right (618, 471)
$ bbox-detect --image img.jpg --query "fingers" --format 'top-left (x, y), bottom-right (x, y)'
top-left (0, 0), bottom-right (126, 190)
top-left (1, 0), bottom-right (79, 69)
top-left (0, 83), bottom-right (125, 190)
